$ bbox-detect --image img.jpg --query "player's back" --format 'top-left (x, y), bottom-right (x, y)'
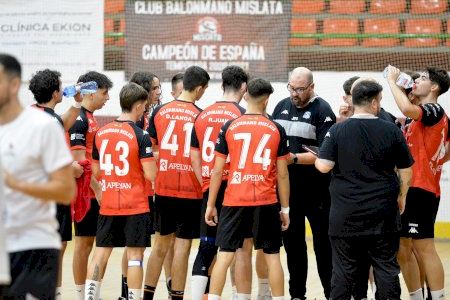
top-left (94, 120), bottom-right (151, 215)
top-left (193, 101), bottom-right (245, 191)
top-left (149, 100), bottom-right (202, 199)
top-left (217, 114), bottom-right (288, 206)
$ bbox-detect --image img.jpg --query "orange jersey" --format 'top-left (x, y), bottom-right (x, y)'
top-left (69, 107), bottom-right (100, 198)
top-left (92, 120), bottom-right (154, 216)
top-left (404, 103), bottom-right (449, 196)
top-left (215, 114), bottom-right (289, 206)
top-left (191, 101), bottom-right (245, 191)
top-left (148, 100), bottom-right (203, 199)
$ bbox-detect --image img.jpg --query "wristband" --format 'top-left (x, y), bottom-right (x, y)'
top-left (293, 155), bottom-right (298, 164)
top-left (72, 101), bottom-right (82, 109)
top-left (281, 206), bottom-right (290, 214)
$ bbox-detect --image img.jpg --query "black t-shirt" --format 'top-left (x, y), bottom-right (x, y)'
top-left (272, 96), bottom-right (336, 191)
top-left (319, 116), bottom-right (414, 237)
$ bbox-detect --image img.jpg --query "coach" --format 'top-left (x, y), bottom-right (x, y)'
top-left (315, 80), bottom-right (413, 299)
top-left (272, 67), bottom-right (335, 299)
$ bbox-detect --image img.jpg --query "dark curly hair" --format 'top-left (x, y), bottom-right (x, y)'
top-left (29, 69), bottom-right (61, 104)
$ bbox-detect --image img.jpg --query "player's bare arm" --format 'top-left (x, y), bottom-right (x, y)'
top-left (397, 167), bottom-right (412, 215)
top-left (276, 158), bottom-right (290, 231)
top-left (61, 93), bottom-right (83, 131)
top-left (190, 149), bottom-right (203, 185)
top-left (142, 160), bottom-right (157, 183)
top-left (4, 164), bottom-right (75, 205)
top-left (205, 156), bottom-right (226, 226)
top-left (315, 158), bottom-right (334, 173)
top-left (386, 66), bottom-right (421, 120)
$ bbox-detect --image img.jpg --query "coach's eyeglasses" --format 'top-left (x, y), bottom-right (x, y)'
top-left (287, 82), bottom-right (312, 94)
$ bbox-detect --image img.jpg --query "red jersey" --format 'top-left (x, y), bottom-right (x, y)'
top-left (69, 106), bottom-right (100, 198)
top-left (92, 120), bottom-right (154, 216)
top-left (191, 101), bottom-right (245, 192)
top-left (215, 114), bottom-right (289, 206)
top-left (149, 100), bottom-right (203, 199)
top-left (404, 103), bottom-right (449, 196)
top-left (136, 109), bottom-right (154, 197)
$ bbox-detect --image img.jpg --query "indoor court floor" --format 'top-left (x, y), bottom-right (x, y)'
top-left (60, 239), bottom-right (450, 299)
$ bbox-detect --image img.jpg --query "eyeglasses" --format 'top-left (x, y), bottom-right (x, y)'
top-left (287, 82), bottom-right (312, 94)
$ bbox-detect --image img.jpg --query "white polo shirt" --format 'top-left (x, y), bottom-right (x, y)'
top-left (0, 107), bottom-right (73, 253)
top-left (0, 155), bottom-right (10, 284)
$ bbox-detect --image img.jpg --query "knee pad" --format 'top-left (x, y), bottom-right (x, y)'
top-left (192, 239), bottom-right (218, 276)
top-left (128, 260), bottom-right (143, 268)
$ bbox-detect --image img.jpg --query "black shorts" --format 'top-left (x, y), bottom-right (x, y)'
top-left (153, 195), bottom-right (202, 239)
top-left (149, 196), bottom-right (155, 235)
top-left (216, 204), bottom-right (282, 254)
top-left (401, 187), bottom-right (440, 239)
top-left (96, 213), bottom-right (152, 248)
top-left (200, 181), bottom-right (227, 239)
top-left (74, 198), bottom-right (100, 237)
top-left (56, 204), bottom-right (72, 242)
top-left (0, 249), bottom-right (59, 299)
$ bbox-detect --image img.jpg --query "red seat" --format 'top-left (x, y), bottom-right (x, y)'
top-left (292, 0), bottom-right (324, 13)
top-left (290, 19), bottom-right (317, 46)
top-left (329, 0), bottom-right (365, 13)
top-left (104, 19), bottom-right (114, 33)
top-left (447, 21), bottom-right (450, 46)
top-left (362, 19), bottom-right (400, 47)
top-left (321, 19), bottom-right (359, 47)
top-left (404, 19), bottom-right (441, 47)
top-left (369, 0), bottom-right (406, 14)
top-left (410, 0), bottom-right (448, 14)
top-left (105, 0), bottom-right (125, 14)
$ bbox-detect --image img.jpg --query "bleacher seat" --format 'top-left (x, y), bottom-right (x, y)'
top-left (447, 21), bottom-right (450, 46)
top-left (404, 19), bottom-right (442, 47)
top-left (105, 0), bottom-right (125, 14)
top-left (290, 19), bottom-right (317, 46)
top-left (321, 19), bottom-right (359, 47)
top-left (369, 0), bottom-right (406, 14)
top-left (362, 19), bottom-right (400, 47)
top-left (292, 0), bottom-right (324, 13)
top-left (329, 0), bottom-right (365, 14)
top-left (410, 0), bottom-right (448, 14)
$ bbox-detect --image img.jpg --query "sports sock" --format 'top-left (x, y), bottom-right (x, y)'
top-left (121, 276), bottom-right (128, 298)
top-left (272, 297), bottom-right (285, 300)
top-left (55, 287), bottom-right (62, 300)
top-left (208, 295), bottom-right (220, 300)
top-left (430, 289), bottom-right (445, 300)
top-left (75, 284), bottom-right (85, 300)
top-left (85, 280), bottom-right (101, 300)
top-left (236, 293), bottom-right (251, 300)
top-left (410, 288), bottom-right (424, 300)
top-left (192, 275), bottom-right (209, 300)
top-left (143, 285), bottom-right (156, 300)
top-left (257, 278), bottom-right (270, 298)
top-left (128, 288), bottom-right (142, 300)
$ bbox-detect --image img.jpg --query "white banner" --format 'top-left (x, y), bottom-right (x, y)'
top-left (0, 0), bottom-right (103, 83)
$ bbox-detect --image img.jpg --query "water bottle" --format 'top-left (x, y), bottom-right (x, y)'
top-left (383, 66), bottom-right (414, 89)
top-left (63, 81), bottom-right (98, 97)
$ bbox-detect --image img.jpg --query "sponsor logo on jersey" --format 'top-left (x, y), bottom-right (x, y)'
top-left (202, 166), bottom-right (210, 177)
top-left (281, 110), bottom-right (289, 115)
top-left (325, 132), bottom-right (331, 138)
top-left (145, 147), bottom-right (152, 154)
top-left (324, 116), bottom-right (333, 122)
top-left (303, 111), bottom-right (311, 119)
top-left (160, 159), bottom-right (168, 171)
top-left (70, 133), bottom-right (85, 141)
top-left (291, 116), bottom-right (298, 121)
top-left (230, 171), bottom-right (241, 184)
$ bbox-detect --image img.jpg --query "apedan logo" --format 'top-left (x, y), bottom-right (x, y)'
top-left (193, 17), bottom-right (222, 41)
